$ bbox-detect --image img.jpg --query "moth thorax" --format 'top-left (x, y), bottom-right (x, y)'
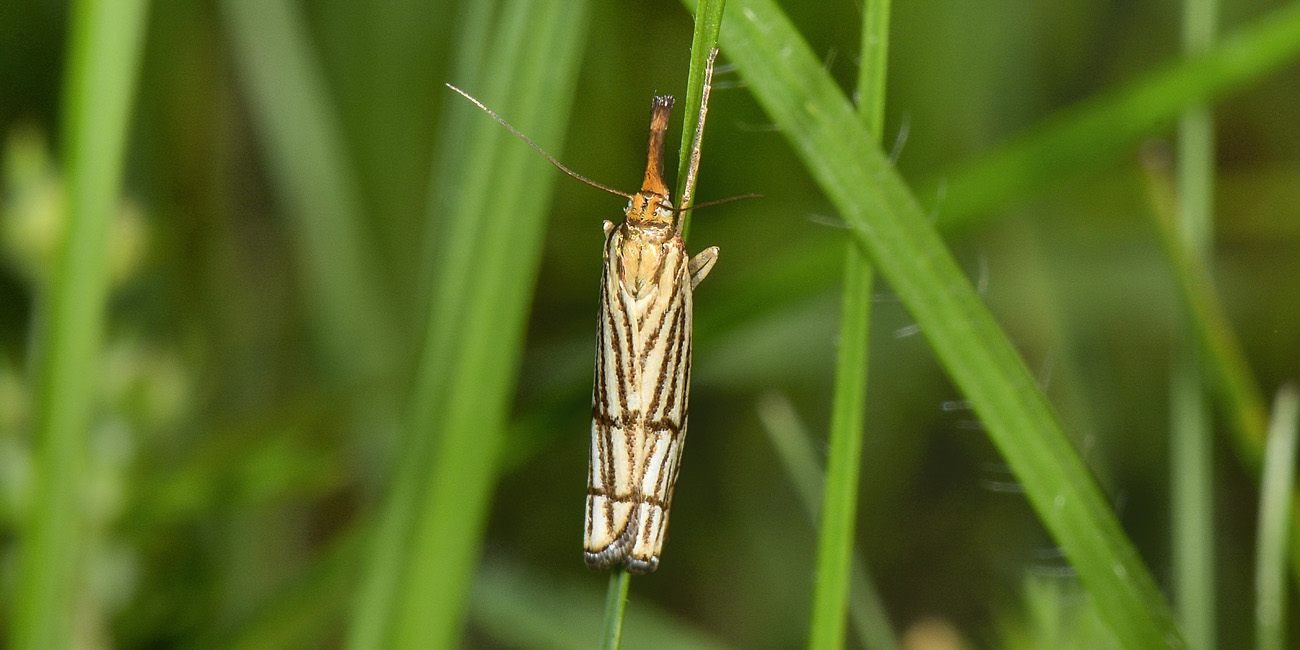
top-left (626, 191), bottom-right (674, 229)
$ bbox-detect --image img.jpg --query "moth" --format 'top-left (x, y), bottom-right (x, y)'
top-left (449, 49), bottom-right (729, 575)
top-left (583, 88), bottom-right (720, 574)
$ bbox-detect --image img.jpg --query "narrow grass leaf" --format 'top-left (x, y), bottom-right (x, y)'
top-left (675, 0), bottom-right (726, 241)
top-left (757, 393), bottom-right (900, 650)
top-left (348, 1), bottom-right (591, 648)
top-left (597, 6), bottom-right (724, 641)
top-left (473, 560), bottom-right (735, 650)
top-left (929, 1), bottom-right (1300, 233)
top-left (807, 0), bottom-right (889, 646)
top-left (1170, 1), bottom-right (1219, 647)
top-left (218, 0), bottom-right (396, 384)
top-left (599, 569), bottom-right (632, 650)
top-left (12, 0), bottom-right (150, 647)
top-left (1256, 385), bottom-right (1300, 650)
top-left (702, 0), bottom-right (1187, 646)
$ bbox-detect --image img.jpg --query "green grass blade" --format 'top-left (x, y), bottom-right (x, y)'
top-left (807, 1), bottom-right (889, 646)
top-left (808, 247), bottom-right (872, 650)
top-left (675, 0), bottom-right (726, 241)
top-left (1257, 385), bottom-right (1300, 650)
top-left (1139, 152), bottom-right (1270, 495)
top-left (757, 393), bottom-right (900, 650)
top-left (1170, 1), bottom-right (1218, 648)
top-left (472, 560), bottom-right (735, 650)
top-left (11, 0), bottom-right (150, 647)
top-left (418, 0), bottom-right (498, 312)
top-left (599, 569), bottom-right (632, 650)
top-left (219, 0), bottom-right (396, 383)
top-left (929, 1), bottom-right (1300, 233)
top-left (704, 0), bottom-right (1187, 646)
top-left (1139, 148), bottom-right (1300, 594)
top-left (346, 1), bottom-right (590, 648)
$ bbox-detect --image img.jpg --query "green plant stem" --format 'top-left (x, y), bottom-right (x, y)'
top-left (11, 0), bottom-right (150, 648)
top-left (757, 393), bottom-right (900, 650)
top-left (675, 0), bottom-right (726, 242)
top-left (699, 0), bottom-right (1187, 646)
top-left (1257, 385), bottom-right (1300, 650)
top-left (1171, 1), bottom-right (1218, 648)
top-left (807, 1), bottom-right (888, 648)
top-left (1140, 147), bottom-right (1300, 606)
top-left (599, 569), bottom-right (632, 650)
top-left (809, 249), bottom-right (872, 650)
top-left (929, 1), bottom-right (1300, 234)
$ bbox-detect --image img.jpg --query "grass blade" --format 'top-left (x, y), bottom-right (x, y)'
top-left (1170, 1), bottom-right (1218, 648)
top-left (1138, 149), bottom-right (1271, 518)
top-left (1256, 385), bottom-right (1300, 650)
top-left (347, 1), bottom-right (590, 648)
top-left (807, 0), bottom-right (889, 647)
top-left (703, 0), bottom-right (1187, 646)
top-left (599, 569), bottom-right (632, 650)
top-left (757, 393), bottom-right (900, 650)
top-left (675, 0), bottom-right (726, 241)
top-left (11, 0), bottom-right (150, 647)
top-left (472, 560), bottom-right (735, 650)
top-left (808, 247), bottom-right (872, 650)
top-left (194, 526), bottom-right (732, 650)
top-left (219, 0), bottom-right (396, 383)
top-left (929, 1), bottom-right (1300, 233)
top-left (1140, 143), bottom-right (1300, 599)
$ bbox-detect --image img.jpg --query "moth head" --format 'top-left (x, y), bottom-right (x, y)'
top-left (625, 191), bottom-right (674, 228)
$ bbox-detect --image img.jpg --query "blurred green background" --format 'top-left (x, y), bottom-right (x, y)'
top-left (1, 0), bottom-right (1299, 648)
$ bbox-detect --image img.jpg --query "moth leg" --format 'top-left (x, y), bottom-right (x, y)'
top-left (688, 246), bottom-right (719, 289)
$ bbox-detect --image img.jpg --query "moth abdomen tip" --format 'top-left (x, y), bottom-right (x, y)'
top-left (624, 557), bottom-right (659, 575)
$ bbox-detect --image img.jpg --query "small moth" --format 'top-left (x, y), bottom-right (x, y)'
top-left (449, 49), bottom-right (726, 575)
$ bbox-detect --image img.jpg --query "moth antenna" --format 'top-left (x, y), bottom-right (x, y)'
top-left (671, 193), bottom-right (763, 213)
top-left (446, 83), bottom-right (634, 200)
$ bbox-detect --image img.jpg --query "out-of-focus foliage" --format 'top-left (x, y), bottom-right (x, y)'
top-left (0, 0), bottom-right (1298, 648)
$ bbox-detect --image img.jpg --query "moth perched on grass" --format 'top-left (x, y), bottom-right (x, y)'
top-left (448, 49), bottom-right (731, 575)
